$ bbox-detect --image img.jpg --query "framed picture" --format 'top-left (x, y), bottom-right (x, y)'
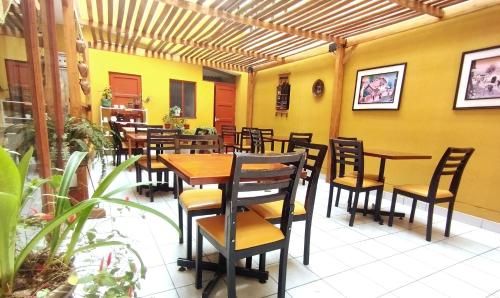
top-left (454, 45), bottom-right (500, 109)
top-left (352, 63), bottom-right (406, 110)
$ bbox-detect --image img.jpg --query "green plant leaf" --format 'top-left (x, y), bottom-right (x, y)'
top-left (92, 155), bottom-right (140, 199)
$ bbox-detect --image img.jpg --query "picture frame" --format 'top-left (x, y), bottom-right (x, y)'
top-left (454, 45), bottom-right (500, 109)
top-left (352, 63), bottom-right (406, 111)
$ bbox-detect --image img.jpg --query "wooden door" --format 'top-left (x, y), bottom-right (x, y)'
top-left (214, 83), bottom-right (235, 133)
top-left (5, 60), bottom-right (32, 117)
top-left (109, 72), bottom-right (141, 107)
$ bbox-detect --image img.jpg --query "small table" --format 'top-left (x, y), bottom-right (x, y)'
top-left (158, 153), bottom-right (284, 296)
top-left (363, 149), bottom-right (432, 223)
top-left (124, 131), bottom-right (146, 157)
top-left (263, 135), bottom-right (289, 153)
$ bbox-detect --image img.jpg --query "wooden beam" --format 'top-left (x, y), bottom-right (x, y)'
top-left (387, 0), bottom-right (444, 18)
top-left (62, 0), bottom-right (82, 117)
top-left (326, 45), bottom-right (345, 181)
top-left (157, 0), bottom-right (343, 44)
top-left (40, 0), bottom-right (65, 169)
top-left (21, 0), bottom-right (53, 211)
top-left (246, 70), bottom-right (255, 127)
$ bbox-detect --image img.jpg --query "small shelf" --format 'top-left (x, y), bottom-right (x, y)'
top-left (100, 106), bottom-right (145, 112)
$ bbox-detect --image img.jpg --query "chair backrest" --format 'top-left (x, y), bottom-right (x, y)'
top-left (174, 134), bottom-right (223, 154)
top-left (428, 147), bottom-right (474, 198)
top-left (240, 127), bottom-right (253, 145)
top-left (108, 120), bottom-right (123, 149)
top-left (221, 125), bottom-right (237, 144)
top-left (145, 128), bottom-right (179, 167)
top-left (288, 140), bottom-right (328, 214)
top-left (289, 132), bottom-right (312, 144)
top-left (260, 128), bottom-right (274, 150)
top-left (133, 123), bottom-right (162, 133)
top-left (250, 129), bottom-right (265, 154)
top-left (225, 152), bottom-right (306, 252)
top-left (330, 138), bottom-right (365, 187)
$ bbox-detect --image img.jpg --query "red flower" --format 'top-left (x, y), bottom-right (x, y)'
top-left (128, 287), bottom-right (134, 297)
top-left (30, 207), bottom-right (39, 215)
top-left (125, 196), bottom-right (130, 201)
top-left (35, 263), bottom-right (45, 273)
top-left (34, 213), bottom-right (54, 221)
top-left (106, 252), bottom-right (112, 267)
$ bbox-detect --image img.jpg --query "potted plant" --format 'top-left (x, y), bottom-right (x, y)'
top-left (101, 87), bottom-right (112, 107)
top-left (0, 148), bottom-right (178, 297)
top-left (162, 106), bottom-right (186, 130)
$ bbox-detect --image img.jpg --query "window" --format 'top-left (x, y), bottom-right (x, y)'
top-left (170, 80), bottom-right (196, 118)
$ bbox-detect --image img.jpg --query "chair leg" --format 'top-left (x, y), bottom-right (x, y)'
top-left (426, 203), bottom-right (434, 242)
top-left (226, 256), bottom-right (236, 298)
top-left (157, 172), bottom-right (162, 185)
top-left (335, 187), bottom-right (341, 207)
top-left (195, 227), bottom-right (203, 289)
top-left (259, 253), bottom-right (266, 272)
top-left (245, 257), bottom-right (252, 269)
top-left (363, 191), bottom-right (370, 216)
top-left (117, 152), bottom-right (121, 165)
top-left (277, 248), bottom-right (288, 298)
top-left (409, 199), bottom-right (417, 223)
top-left (347, 191), bottom-right (353, 213)
top-left (187, 214), bottom-right (193, 260)
top-left (388, 191), bottom-right (398, 227)
top-left (327, 183), bottom-right (334, 218)
top-left (445, 200), bottom-right (455, 237)
top-left (303, 218), bottom-right (312, 265)
top-left (349, 192), bottom-right (360, 227)
top-left (178, 202), bottom-right (184, 244)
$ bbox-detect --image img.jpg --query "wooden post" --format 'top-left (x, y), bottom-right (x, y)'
top-left (246, 69), bottom-right (255, 127)
top-left (326, 44), bottom-right (345, 181)
top-left (62, 0), bottom-right (82, 117)
top-left (21, 0), bottom-right (53, 211)
top-left (40, 0), bottom-right (65, 169)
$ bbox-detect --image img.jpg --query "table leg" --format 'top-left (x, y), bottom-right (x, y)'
top-left (280, 141), bottom-right (285, 153)
top-left (373, 157), bottom-right (405, 222)
top-left (128, 138), bottom-right (132, 157)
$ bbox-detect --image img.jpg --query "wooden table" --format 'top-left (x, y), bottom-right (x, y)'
top-left (363, 148), bottom-right (432, 223)
top-left (158, 153), bottom-right (285, 293)
top-left (124, 131), bottom-right (146, 157)
top-left (263, 135), bottom-right (289, 153)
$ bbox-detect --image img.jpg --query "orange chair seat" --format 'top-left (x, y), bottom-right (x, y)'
top-left (333, 176), bottom-right (383, 188)
top-left (395, 184), bottom-right (453, 199)
top-left (345, 171), bottom-right (380, 181)
top-left (250, 200), bottom-right (306, 220)
top-left (180, 189), bottom-right (222, 212)
top-left (137, 158), bottom-right (168, 169)
top-left (197, 210), bottom-right (284, 251)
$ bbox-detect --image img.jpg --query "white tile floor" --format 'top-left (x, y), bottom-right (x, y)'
top-left (80, 166), bottom-right (500, 298)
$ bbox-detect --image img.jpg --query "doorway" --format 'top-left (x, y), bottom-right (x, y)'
top-left (213, 83), bottom-right (236, 133)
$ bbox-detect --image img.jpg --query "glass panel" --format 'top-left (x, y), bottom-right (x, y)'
top-left (183, 82), bottom-right (195, 118)
top-left (169, 80), bottom-right (182, 109)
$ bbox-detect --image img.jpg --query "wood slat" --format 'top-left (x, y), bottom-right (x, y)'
top-left (388, 0), bottom-right (444, 17)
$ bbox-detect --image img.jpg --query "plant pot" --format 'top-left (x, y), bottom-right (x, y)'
top-left (164, 123), bottom-right (172, 129)
top-left (101, 97), bottom-right (112, 107)
top-left (78, 62), bottom-right (88, 78)
top-left (79, 79), bottom-right (90, 95)
top-left (184, 124), bottom-right (190, 129)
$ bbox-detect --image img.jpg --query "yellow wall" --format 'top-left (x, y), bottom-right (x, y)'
top-left (88, 49), bottom-right (246, 130)
top-left (251, 6), bottom-right (500, 222)
top-left (252, 53), bottom-right (336, 148)
top-left (235, 72), bottom-right (248, 130)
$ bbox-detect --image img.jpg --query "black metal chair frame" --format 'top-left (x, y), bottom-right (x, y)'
top-left (221, 125), bottom-right (238, 153)
top-left (135, 128), bottom-right (179, 202)
top-left (328, 138), bottom-right (385, 226)
top-left (388, 147), bottom-right (474, 241)
top-left (248, 141), bottom-right (327, 267)
top-left (249, 129), bottom-right (265, 154)
top-left (175, 134), bottom-right (224, 262)
top-left (235, 127), bottom-right (252, 152)
top-left (195, 152), bottom-right (306, 298)
top-left (108, 120), bottom-right (142, 165)
top-left (287, 132), bottom-right (312, 152)
top-left (260, 128), bottom-right (275, 151)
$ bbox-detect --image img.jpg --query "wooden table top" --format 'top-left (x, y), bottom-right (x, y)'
top-left (364, 148), bottom-right (432, 160)
top-left (158, 153), bottom-right (285, 185)
top-left (125, 131), bottom-right (147, 141)
top-left (122, 127), bottom-right (135, 133)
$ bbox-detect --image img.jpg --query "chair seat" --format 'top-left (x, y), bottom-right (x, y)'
top-left (395, 184), bottom-right (453, 199)
top-left (197, 210), bottom-right (284, 251)
top-left (346, 171), bottom-right (380, 181)
top-left (249, 200), bottom-right (306, 220)
top-left (137, 158), bottom-right (168, 169)
top-left (180, 189), bottom-right (222, 212)
top-left (333, 176), bottom-right (383, 188)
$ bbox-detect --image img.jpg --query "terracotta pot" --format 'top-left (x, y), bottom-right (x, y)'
top-left (76, 39), bottom-right (86, 53)
top-left (78, 62), bottom-right (88, 78)
top-left (164, 123), bottom-right (172, 129)
top-left (184, 124), bottom-right (190, 129)
top-left (79, 79), bottom-right (90, 95)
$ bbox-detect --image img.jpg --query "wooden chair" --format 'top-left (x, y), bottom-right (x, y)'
top-left (221, 124), bottom-right (238, 153)
top-left (249, 141), bottom-right (327, 265)
top-left (235, 127), bottom-right (252, 152)
top-left (136, 128), bottom-right (179, 202)
top-left (327, 138), bottom-right (384, 226)
top-left (260, 128), bottom-right (274, 151)
top-left (195, 152), bottom-right (306, 298)
top-left (175, 134), bottom-right (224, 261)
top-left (288, 132), bottom-right (312, 152)
top-left (328, 136), bottom-right (380, 217)
top-left (388, 147), bottom-right (474, 241)
top-left (249, 129), bottom-right (265, 154)
top-left (108, 120), bottom-right (143, 165)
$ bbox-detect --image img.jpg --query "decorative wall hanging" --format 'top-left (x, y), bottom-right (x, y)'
top-left (352, 63), bottom-right (406, 110)
top-left (312, 79), bottom-right (325, 97)
top-left (276, 73), bottom-right (290, 117)
top-left (454, 45), bottom-right (500, 109)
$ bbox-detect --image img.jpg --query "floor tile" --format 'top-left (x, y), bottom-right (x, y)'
top-left (287, 280), bottom-right (344, 298)
top-left (326, 245), bottom-right (376, 268)
top-left (140, 289), bottom-right (179, 298)
top-left (267, 257), bottom-right (320, 289)
top-left (136, 265), bottom-right (175, 297)
top-left (324, 268), bottom-right (387, 298)
top-left (391, 282), bottom-right (448, 298)
top-left (382, 253), bottom-right (439, 279)
top-left (443, 262), bottom-right (500, 294)
top-left (355, 261), bottom-right (413, 291)
top-left (352, 239), bottom-right (400, 260)
top-left (297, 250), bottom-right (350, 278)
top-left (420, 271), bottom-right (488, 297)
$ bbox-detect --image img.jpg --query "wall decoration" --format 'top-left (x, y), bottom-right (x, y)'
top-left (312, 79), bottom-right (325, 97)
top-left (276, 73), bottom-right (290, 117)
top-left (454, 45), bottom-right (500, 109)
top-left (352, 63), bottom-right (406, 110)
